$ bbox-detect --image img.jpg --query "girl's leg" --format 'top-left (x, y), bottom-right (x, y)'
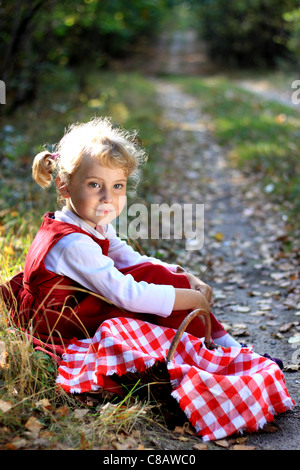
top-left (120, 263), bottom-right (235, 343)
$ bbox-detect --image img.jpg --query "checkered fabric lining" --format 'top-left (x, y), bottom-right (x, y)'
top-left (56, 317), bottom-right (294, 441)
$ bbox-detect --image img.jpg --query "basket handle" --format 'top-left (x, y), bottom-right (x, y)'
top-left (166, 309), bottom-right (215, 363)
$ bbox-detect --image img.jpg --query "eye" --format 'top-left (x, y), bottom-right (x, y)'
top-left (114, 183), bottom-right (124, 190)
top-left (89, 182), bottom-right (100, 189)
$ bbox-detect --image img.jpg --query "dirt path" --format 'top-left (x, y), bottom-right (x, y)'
top-left (146, 33), bottom-right (300, 449)
top-left (235, 78), bottom-right (300, 111)
top-left (146, 29), bottom-right (216, 76)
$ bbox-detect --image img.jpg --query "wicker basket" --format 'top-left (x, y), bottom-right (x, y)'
top-left (112, 309), bottom-right (215, 404)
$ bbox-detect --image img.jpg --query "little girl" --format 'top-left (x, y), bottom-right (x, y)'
top-left (2, 116), bottom-right (238, 350)
top-left (1, 117), bottom-right (294, 441)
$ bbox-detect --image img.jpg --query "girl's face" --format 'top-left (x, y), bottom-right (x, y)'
top-left (57, 155), bottom-right (127, 228)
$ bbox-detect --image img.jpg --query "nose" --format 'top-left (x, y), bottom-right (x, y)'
top-left (100, 187), bottom-right (113, 203)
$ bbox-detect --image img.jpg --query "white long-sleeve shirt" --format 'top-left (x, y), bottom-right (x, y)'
top-left (44, 208), bottom-right (183, 317)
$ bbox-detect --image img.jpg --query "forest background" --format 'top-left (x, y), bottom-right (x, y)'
top-left (1, 0), bottom-right (300, 223)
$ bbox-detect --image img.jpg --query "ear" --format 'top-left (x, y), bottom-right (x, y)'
top-left (56, 176), bottom-right (70, 198)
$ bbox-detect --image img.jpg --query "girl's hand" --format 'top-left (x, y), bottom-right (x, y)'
top-left (184, 272), bottom-right (214, 306)
top-left (173, 288), bottom-right (211, 313)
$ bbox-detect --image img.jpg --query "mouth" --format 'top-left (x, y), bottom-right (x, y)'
top-left (96, 206), bottom-right (115, 216)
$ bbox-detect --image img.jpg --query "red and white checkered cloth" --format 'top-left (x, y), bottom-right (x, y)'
top-left (56, 317), bottom-right (294, 441)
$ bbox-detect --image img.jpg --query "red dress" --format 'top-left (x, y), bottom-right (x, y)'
top-left (2, 214), bottom-right (294, 439)
top-left (1, 213), bottom-right (225, 349)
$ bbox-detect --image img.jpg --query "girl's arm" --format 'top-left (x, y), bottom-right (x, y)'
top-left (45, 233), bottom-right (177, 317)
top-left (176, 266), bottom-right (214, 306)
top-left (107, 227), bottom-right (214, 306)
top-left (173, 288), bottom-right (211, 313)
top-left (107, 224), bottom-right (182, 272)
top-left (183, 272), bottom-right (214, 306)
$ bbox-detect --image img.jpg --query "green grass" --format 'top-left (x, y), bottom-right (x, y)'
top-left (175, 75), bottom-right (300, 227)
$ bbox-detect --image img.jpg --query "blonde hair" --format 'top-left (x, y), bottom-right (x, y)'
top-left (32, 117), bottom-right (147, 195)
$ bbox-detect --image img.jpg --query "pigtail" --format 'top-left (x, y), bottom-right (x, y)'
top-left (32, 151), bottom-right (58, 189)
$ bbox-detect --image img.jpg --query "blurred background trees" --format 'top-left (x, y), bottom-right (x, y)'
top-left (1, 0), bottom-right (300, 112)
top-left (0, 0), bottom-right (173, 110)
top-left (195, 0), bottom-right (300, 68)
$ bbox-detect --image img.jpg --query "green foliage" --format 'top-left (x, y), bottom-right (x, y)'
top-left (283, 7), bottom-right (300, 62)
top-left (195, 0), bottom-right (300, 67)
top-left (0, 0), bottom-right (172, 110)
top-left (40, 0), bottom-right (170, 64)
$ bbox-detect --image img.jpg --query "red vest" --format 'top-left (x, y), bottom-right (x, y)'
top-left (1, 213), bottom-right (224, 345)
top-left (14, 213), bottom-right (113, 341)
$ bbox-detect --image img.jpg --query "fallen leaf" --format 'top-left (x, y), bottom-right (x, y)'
top-left (261, 423), bottom-right (279, 433)
top-left (39, 430), bottom-right (56, 440)
top-left (275, 113), bottom-right (286, 124)
top-left (193, 442), bottom-right (208, 450)
top-left (55, 404), bottom-right (69, 417)
top-left (288, 334), bottom-right (300, 344)
top-left (0, 398), bottom-right (13, 413)
top-left (230, 305), bottom-right (251, 313)
top-left (273, 331), bottom-right (284, 340)
top-left (284, 293), bottom-right (300, 309)
top-left (221, 322), bottom-right (232, 332)
top-left (35, 398), bottom-right (53, 413)
top-left (80, 433), bottom-right (90, 450)
top-left (251, 311), bottom-right (266, 316)
top-left (174, 422), bottom-right (196, 436)
top-left (74, 408), bottom-right (89, 419)
top-left (184, 425), bottom-right (196, 436)
top-left (235, 436), bottom-right (248, 444)
top-left (113, 436), bottom-right (141, 450)
top-left (4, 245), bottom-right (15, 256)
top-left (278, 322), bottom-right (294, 333)
top-left (0, 340), bottom-right (7, 369)
top-left (174, 425), bottom-right (185, 434)
top-left (214, 232), bottom-right (224, 242)
top-left (231, 323), bottom-right (250, 337)
top-left (284, 364), bottom-right (300, 371)
top-left (233, 444), bottom-right (256, 450)
top-left (257, 304), bottom-right (272, 311)
top-left (233, 322), bottom-right (248, 329)
top-left (25, 416), bottom-right (44, 435)
top-left (214, 439), bottom-right (230, 448)
top-left (248, 290), bottom-right (261, 297)
top-left (271, 272), bottom-right (289, 281)
top-left (5, 437), bottom-right (28, 450)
